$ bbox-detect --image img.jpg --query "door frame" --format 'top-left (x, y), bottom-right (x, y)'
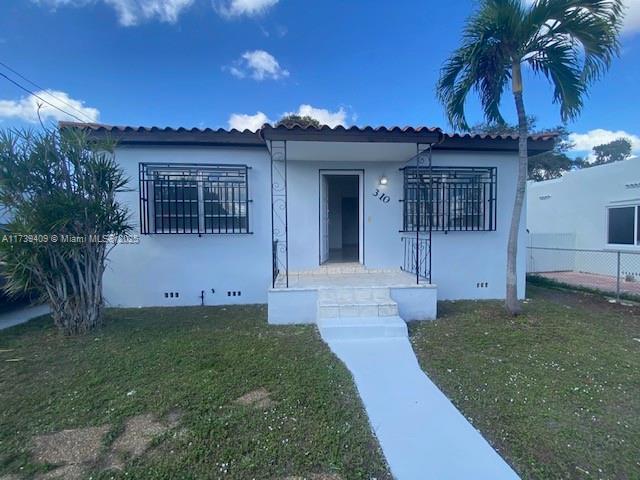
top-left (318, 169), bottom-right (365, 265)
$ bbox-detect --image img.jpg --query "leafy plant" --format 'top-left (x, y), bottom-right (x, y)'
top-left (276, 114), bottom-right (321, 128)
top-left (0, 127), bottom-right (131, 334)
top-left (471, 117), bottom-right (586, 181)
top-left (437, 0), bottom-right (623, 314)
top-left (592, 137), bottom-right (632, 165)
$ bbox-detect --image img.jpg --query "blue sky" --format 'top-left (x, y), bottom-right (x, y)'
top-left (1, 0), bottom-right (639, 158)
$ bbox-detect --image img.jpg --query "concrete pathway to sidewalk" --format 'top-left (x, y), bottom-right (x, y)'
top-left (325, 336), bottom-right (520, 480)
top-left (0, 304), bottom-right (50, 331)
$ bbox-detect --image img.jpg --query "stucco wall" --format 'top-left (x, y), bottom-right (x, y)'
top-left (103, 145), bottom-right (272, 307)
top-left (104, 145), bottom-right (526, 307)
top-left (527, 159), bottom-right (640, 277)
top-left (528, 159), bottom-right (640, 250)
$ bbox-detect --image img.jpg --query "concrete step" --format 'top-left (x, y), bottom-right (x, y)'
top-left (318, 302), bottom-right (399, 319)
top-left (318, 316), bottom-right (408, 342)
top-left (318, 286), bottom-right (392, 303)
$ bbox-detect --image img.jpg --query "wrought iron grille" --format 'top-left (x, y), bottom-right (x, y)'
top-left (401, 235), bottom-right (431, 282)
top-left (270, 141), bottom-right (288, 287)
top-left (403, 166), bottom-right (496, 232)
top-left (139, 163), bottom-right (250, 234)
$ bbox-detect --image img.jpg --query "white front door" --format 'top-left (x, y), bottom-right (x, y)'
top-left (320, 174), bottom-right (330, 264)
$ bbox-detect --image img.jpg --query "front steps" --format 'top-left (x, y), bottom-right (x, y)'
top-left (317, 286), bottom-right (408, 342)
top-left (267, 266), bottom-right (437, 325)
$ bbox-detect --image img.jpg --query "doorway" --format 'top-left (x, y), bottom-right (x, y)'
top-left (319, 171), bottom-right (363, 264)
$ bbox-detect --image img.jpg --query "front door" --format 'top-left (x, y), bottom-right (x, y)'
top-left (319, 174), bottom-right (330, 264)
top-left (319, 171), bottom-right (363, 265)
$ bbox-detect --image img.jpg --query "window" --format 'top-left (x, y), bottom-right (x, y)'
top-left (403, 166), bottom-right (497, 232)
top-left (139, 163), bottom-right (250, 234)
top-left (607, 206), bottom-right (640, 246)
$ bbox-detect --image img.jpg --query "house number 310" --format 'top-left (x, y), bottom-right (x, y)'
top-left (373, 189), bottom-right (391, 204)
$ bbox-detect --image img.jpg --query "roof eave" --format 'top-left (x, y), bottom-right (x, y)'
top-left (437, 135), bottom-right (556, 155)
top-left (260, 125), bottom-right (444, 144)
top-left (58, 122), bottom-right (266, 147)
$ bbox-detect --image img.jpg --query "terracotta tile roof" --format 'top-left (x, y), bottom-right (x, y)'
top-left (443, 131), bottom-right (558, 142)
top-left (59, 121), bottom-right (557, 152)
top-left (261, 123), bottom-right (443, 134)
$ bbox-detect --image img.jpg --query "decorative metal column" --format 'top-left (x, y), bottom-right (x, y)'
top-left (270, 140), bottom-right (289, 288)
top-left (415, 143), bottom-right (433, 285)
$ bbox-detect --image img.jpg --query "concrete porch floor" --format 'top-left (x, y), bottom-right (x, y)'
top-left (275, 263), bottom-right (423, 289)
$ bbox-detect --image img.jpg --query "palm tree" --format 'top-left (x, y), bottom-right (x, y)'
top-left (437, 0), bottom-right (624, 314)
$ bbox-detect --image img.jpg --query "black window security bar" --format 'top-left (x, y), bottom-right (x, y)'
top-left (402, 166), bottom-right (496, 232)
top-left (139, 163), bottom-right (251, 234)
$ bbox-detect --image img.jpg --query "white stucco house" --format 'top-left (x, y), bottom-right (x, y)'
top-left (527, 159), bottom-right (640, 279)
top-left (63, 122), bottom-right (554, 325)
top-left (528, 158), bottom-right (640, 250)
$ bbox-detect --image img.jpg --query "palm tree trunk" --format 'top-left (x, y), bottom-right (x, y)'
top-left (506, 61), bottom-right (528, 315)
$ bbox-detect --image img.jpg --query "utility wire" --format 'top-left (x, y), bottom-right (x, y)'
top-left (0, 61), bottom-right (95, 122)
top-left (0, 71), bottom-right (88, 123)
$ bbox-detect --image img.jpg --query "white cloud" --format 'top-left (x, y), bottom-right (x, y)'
top-left (0, 90), bottom-right (100, 124)
top-left (36, 0), bottom-right (277, 24)
top-left (622, 0), bottom-right (640, 33)
top-left (227, 111), bottom-right (271, 131)
top-left (523, 0), bottom-right (640, 34)
top-left (225, 50), bottom-right (289, 81)
top-left (570, 129), bottom-right (640, 153)
top-left (227, 104), bottom-right (349, 131)
top-left (285, 104), bottom-right (348, 128)
top-left (215, 0), bottom-right (278, 18)
top-left (34, 0), bottom-right (195, 26)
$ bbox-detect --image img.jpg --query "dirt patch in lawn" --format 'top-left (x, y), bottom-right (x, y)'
top-left (35, 464), bottom-right (87, 480)
top-left (234, 387), bottom-right (275, 409)
top-left (104, 412), bottom-right (182, 471)
top-left (27, 412), bottom-right (182, 478)
top-left (32, 425), bottom-right (110, 466)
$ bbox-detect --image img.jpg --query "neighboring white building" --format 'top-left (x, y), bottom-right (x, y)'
top-left (63, 122), bottom-right (555, 324)
top-left (527, 158), bottom-right (640, 276)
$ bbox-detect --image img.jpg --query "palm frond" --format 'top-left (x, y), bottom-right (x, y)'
top-left (526, 0), bottom-right (623, 83)
top-left (437, 0), bottom-right (520, 130)
top-left (528, 39), bottom-right (585, 121)
top-left (437, 0), bottom-right (623, 128)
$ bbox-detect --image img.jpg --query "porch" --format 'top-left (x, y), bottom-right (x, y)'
top-left (268, 264), bottom-right (437, 327)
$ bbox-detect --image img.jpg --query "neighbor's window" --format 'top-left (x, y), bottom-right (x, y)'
top-left (403, 166), bottom-right (497, 232)
top-left (607, 206), bottom-right (639, 246)
top-left (139, 163), bottom-right (250, 234)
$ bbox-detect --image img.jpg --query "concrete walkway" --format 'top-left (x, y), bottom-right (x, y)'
top-left (325, 337), bottom-right (519, 480)
top-left (0, 304), bottom-right (50, 330)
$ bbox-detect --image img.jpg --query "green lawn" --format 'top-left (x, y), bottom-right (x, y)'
top-left (410, 285), bottom-right (640, 480)
top-left (0, 305), bottom-right (390, 480)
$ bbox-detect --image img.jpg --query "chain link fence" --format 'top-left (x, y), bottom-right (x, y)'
top-left (527, 240), bottom-right (640, 299)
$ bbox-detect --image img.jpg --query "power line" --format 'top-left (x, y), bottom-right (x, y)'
top-left (0, 61), bottom-right (95, 122)
top-left (0, 71), bottom-right (88, 123)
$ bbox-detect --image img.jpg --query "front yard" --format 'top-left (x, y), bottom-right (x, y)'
top-left (410, 285), bottom-right (640, 480)
top-left (0, 305), bottom-right (390, 480)
top-left (3, 286), bottom-right (639, 480)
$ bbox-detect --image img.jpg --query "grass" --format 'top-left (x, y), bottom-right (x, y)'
top-left (527, 273), bottom-right (640, 303)
top-left (0, 305), bottom-right (390, 479)
top-left (409, 285), bottom-right (640, 480)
